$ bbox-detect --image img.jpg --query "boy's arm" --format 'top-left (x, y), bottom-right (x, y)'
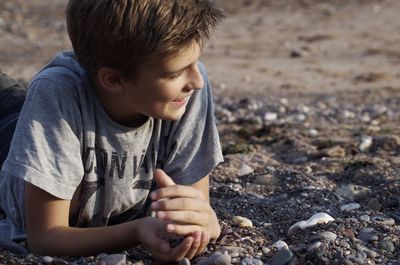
top-left (25, 182), bottom-right (142, 256)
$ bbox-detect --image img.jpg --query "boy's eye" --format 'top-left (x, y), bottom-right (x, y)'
top-left (168, 71), bottom-right (184, 79)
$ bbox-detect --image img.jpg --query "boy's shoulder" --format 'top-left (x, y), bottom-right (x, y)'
top-left (31, 51), bottom-right (87, 89)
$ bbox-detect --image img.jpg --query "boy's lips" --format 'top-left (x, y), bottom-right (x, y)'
top-left (172, 94), bottom-right (192, 103)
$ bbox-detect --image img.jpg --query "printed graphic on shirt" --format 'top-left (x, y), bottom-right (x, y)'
top-left (76, 142), bottom-right (158, 226)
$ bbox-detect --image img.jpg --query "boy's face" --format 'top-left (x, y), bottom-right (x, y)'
top-left (122, 43), bottom-right (204, 121)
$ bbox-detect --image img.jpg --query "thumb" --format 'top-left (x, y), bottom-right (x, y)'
top-left (154, 168), bottom-right (175, 188)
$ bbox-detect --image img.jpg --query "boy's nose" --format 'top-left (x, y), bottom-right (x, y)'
top-left (188, 64), bottom-right (205, 91)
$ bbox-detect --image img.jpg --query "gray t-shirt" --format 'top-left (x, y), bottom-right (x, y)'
top-left (0, 51), bottom-right (223, 240)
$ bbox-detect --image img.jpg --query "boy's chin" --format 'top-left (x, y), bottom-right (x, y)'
top-left (158, 109), bottom-right (186, 121)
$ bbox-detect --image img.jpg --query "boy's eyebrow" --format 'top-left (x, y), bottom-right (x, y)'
top-left (162, 64), bottom-right (191, 75)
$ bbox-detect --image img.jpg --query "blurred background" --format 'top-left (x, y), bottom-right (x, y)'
top-left (1, 0), bottom-right (399, 100)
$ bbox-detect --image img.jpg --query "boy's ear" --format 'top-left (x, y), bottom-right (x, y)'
top-left (97, 67), bottom-right (125, 93)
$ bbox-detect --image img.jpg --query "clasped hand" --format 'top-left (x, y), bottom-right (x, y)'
top-left (139, 169), bottom-right (217, 262)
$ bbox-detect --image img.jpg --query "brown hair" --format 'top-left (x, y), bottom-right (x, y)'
top-left (66, 0), bottom-right (225, 79)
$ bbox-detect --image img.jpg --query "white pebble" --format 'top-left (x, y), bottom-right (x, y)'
top-left (232, 216), bottom-right (253, 228)
top-left (288, 212), bottom-right (335, 235)
top-left (272, 240), bottom-right (289, 250)
top-left (264, 112), bottom-right (278, 121)
top-left (238, 164), bottom-right (254, 177)
top-left (359, 136), bottom-right (373, 152)
top-left (340, 203), bottom-right (361, 212)
top-left (309, 129), bottom-right (319, 136)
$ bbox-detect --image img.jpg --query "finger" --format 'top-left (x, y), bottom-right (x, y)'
top-left (152, 185), bottom-right (205, 201)
top-left (165, 223), bottom-right (204, 236)
top-left (145, 231), bottom-right (171, 254)
top-left (169, 236), bottom-right (194, 261)
top-left (196, 231), bottom-right (210, 256)
top-left (156, 210), bottom-right (209, 227)
top-left (185, 231), bottom-right (202, 260)
top-left (154, 169), bottom-right (175, 188)
top-left (152, 197), bottom-right (209, 212)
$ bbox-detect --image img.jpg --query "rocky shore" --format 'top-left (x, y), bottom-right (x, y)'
top-left (1, 0), bottom-right (399, 264)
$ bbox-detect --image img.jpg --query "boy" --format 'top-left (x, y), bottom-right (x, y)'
top-left (0, 0), bottom-right (225, 262)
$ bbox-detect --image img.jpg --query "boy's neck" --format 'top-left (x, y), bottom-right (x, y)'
top-left (91, 78), bottom-right (149, 128)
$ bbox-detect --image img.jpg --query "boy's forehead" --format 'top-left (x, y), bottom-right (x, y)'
top-left (156, 43), bottom-right (202, 72)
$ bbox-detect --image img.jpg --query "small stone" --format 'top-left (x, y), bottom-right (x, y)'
top-left (319, 231), bottom-right (337, 242)
top-left (336, 184), bottom-right (371, 201)
top-left (178, 258), bottom-right (191, 265)
top-left (215, 254), bottom-right (231, 265)
top-left (272, 240), bottom-right (289, 250)
top-left (307, 241), bottom-right (322, 253)
top-left (52, 258), bottom-right (68, 265)
top-left (238, 164), bottom-right (254, 177)
top-left (232, 216), bottom-right (253, 228)
top-left (262, 247), bottom-right (271, 255)
top-left (367, 198), bottom-right (382, 211)
top-left (288, 212), bottom-right (334, 235)
top-left (340, 203), bottom-right (361, 212)
top-left (379, 239), bottom-right (395, 253)
top-left (197, 252), bottom-right (223, 265)
top-left (360, 215), bottom-right (370, 222)
top-left (359, 136), bottom-right (373, 152)
top-left (42, 256), bottom-right (54, 265)
top-left (358, 228), bottom-right (379, 242)
top-left (268, 248), bottom-right (293, 265)
top-left (100, 254), bottom-right (127, 265)
top-left (241, 257), bottom-right (263, 265)
top-left (356, 244), bottom-right (378, 258)
top-left (309, 129), bottom-right (318, 136)
top-left (264, 112), bottom-right (278, 122)
top-left (253, 174), bottom-right (277, 186)
top-left (324, 146), bottom-right (346, 157)
top-left (371, 216), bottom-right (395, 226)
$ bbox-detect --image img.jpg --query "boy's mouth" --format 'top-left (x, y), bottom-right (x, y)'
top-left (172, 94), bottom-right (191, 103)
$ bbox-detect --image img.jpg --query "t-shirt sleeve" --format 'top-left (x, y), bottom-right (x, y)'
top-left (1, 77), bottom-right (84, 200)
top-left (159, 63), bottom-right (224, 185)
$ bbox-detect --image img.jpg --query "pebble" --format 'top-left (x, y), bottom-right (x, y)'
top-left (359, 136), bottom-right (373, 152)
top-left (324, 146), bottom-right (346, 157)
top-left (272, 240), bottom-right (289, 250)
top-left (268, 248), bottom-right (293, 265)
top-left (360, 215), bottom-right (370, 222)
top-left (198, 252), bottom-right (231, 265)
top-left (215, 254), bottom-right (232, 265)
top-left (253, 174), bottom-right (277, 186)
top-left (319, 231), bottom-right (337, 242)
top-left (241, 257), bottom-right (263, 265)
top-left (307, 241), bottom-right (322, 253)
top-left (309, 129), bottom-right (319, 136)
top-left (232, 216), bottom-right (253, 228)
top-left (264, 112), bottom-right (278, 122)
top-left (356, 244), bottom-right (378, 258)
top-left (379, 239), bottom-right (395, 253)
top-left (238, 164), bottom-right (254, 176)
top-left (340, 203), bottom-right (361, 212)
top-left (347, 252), bottom-right (368, 264)
top-left (42, 256), bottom-right (54, 264)
top-left (100, 254), bottom-right (126, 265)
top-left (371, 216), bottom-right (395, 226)
top-left (336, 184), bottom-right (371, 201)
top-left (179, 258), bottom-right (191, 265)
top-left (358, 227), bottom-right (379, 242)
top-left (288, 212), bottom-right (335, 235)
top-left (367, 198), bottom-right (382, 211)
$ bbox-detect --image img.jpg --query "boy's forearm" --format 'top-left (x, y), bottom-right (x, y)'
top-left (209, 207), bottom-right (221, 241)
top-left (29, 218), bottom-right (143, 256)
